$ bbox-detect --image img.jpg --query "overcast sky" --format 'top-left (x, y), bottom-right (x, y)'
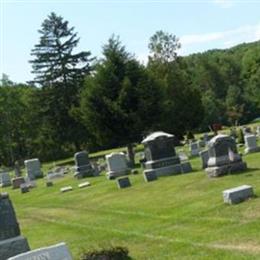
top-left (1, 0), bottom-right (260, 83)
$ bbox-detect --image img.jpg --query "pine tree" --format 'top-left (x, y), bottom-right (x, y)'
top-left (30, 12), bottom-right (93, 86)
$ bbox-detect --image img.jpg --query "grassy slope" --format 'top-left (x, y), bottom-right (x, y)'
top-left (1, 138), bottom-right (260, 259)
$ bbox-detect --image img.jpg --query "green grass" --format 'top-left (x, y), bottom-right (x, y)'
top-left (1, 147), bottom-right (260, 259)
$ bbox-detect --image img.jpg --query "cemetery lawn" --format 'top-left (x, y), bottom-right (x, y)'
top-left (2, 151), bottom-right (260, 259)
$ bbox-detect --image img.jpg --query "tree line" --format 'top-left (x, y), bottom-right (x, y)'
top-left (1, 12), bottom-right (259, 166)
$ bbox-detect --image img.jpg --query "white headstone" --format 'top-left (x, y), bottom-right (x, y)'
top-left (60, 186), bottom-right (73, 193)
top-left (24, 158), bottom-right (43, 180)
top-left (244, 134), bottom-right (260, 154)
top-left (7, 242), bottom-right (72, 260)
top-left (105, 152), bottom-right (130, 179)
top-left (189, 142), bottom-right (200, 156)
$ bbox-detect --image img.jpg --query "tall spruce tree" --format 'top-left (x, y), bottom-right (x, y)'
top-left (30, 12), bottom-right (92, 86)
top-left (30, 12), bottom-right (93, 154)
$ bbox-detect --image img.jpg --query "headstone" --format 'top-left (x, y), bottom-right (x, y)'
top-left (181, 161), bottom-right (193, 173)
top-left (24, 158), bottom-right (43, 180)
top-left (91, 162), bottom-right (100, 177)
top-left (0, 193), bottom-right (30, 259)
top-left (60, 186), bottom-right (73, 193)
top-left (200, 150), bottom-right (209, 169)
top-left (117, 177), bottom-right (131, 189)
top-left (205, 134), bottom-right (247, 177)
top-left (78, 181), bottom-right (91, 188)
top-left (20, 184), bottom-right (29, 194)
top-left (14, 161), bottom-right (21, 177)
top-left (143, 170), bottom-right (158, 182)
top-left (74, 151), bottom-right (95, 179)
top-left (223, 185), bottom-right (253, 204)
top-left (203, 133), bottom-right (209, 143)
top-left (142, 132), bottom-right (192, 177)
top-left (105, 152), bottom-right (130, 179)
top-left (244, 134), bottom-right (260, 154)
top-left (256, 126), bottom-right (260, 137)
top-left (0, 172), bottom-right (11, 187)
top-left (12, 177), bottom-right (25, 189)
top-left (189, 141), bottom-right (200, 156)
top-left (7, 242), bottom-right (72, 260)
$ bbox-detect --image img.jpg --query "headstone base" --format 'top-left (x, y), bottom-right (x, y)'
top-left (106, 169), bottom-right (130, 180)
top-left (153, 164), bottom-right (182, 177)
top-left (206, 161), bottom-right (247, 177)
top-left (0, 236), bottom-right (30, 260)
top-left (245, 146), bottom-right (260, 154)
top-left (74, 165), bottom-right (95, 179)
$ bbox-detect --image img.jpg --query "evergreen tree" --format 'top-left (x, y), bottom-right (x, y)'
top-left (30, 12), bottom-right (92, 86)
top-left (30, 12), bottom-right (93, 152)
top-left (79, 36), bottom-right (162, 156)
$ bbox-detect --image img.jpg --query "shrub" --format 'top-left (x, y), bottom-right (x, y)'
top-left (237, 128), bottom-right (245, 144)
top-left (80, 246), bottom-right (131, 260)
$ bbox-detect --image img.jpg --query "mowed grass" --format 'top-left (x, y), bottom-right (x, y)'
top-left (1, 150), bottom-right (260, 259)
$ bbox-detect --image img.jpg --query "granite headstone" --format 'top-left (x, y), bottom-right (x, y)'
top-left (106, 152), bottom-right (130, 179)
top-left (205, 134), bottom-right (247, 177)
top-left (0, 193), bottom-right (30, 260)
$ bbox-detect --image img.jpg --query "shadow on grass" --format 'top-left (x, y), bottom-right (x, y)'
top-left (230, 167), bottom-right (260, 176)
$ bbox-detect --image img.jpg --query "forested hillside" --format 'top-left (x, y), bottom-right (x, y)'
top-left (1, 13), bottom-right (259, 166)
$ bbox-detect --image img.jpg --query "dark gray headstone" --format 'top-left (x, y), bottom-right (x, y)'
top-left (74, 151), bottom-right (89, 167)
top-left (117, 177), bottom-right (131, 189)
top-left (20, 184), bottom-right (29, 194)
top-left (143, 170), bottom-right (158, 182)
top-left (74, 151), bottom-right (94, 178)
top-left (0, 193), bottom-right (20, 240)
top-left (0, 193), bottom-right (30, 259)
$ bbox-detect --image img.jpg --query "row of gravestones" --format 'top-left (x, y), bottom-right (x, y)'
top-left (2, 127), bottom-right (259, 191)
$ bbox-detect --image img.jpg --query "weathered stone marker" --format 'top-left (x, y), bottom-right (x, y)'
top-left (244, 134), bottom-right (260, 154)
top-left (24, 158), bottom-right (43, 180)
top-left (189, 141), bottom-right (200, 156)
top-left (74, 151), bottom-right (95, 179)
top-left (200, 150), bottom-right (209, 169)
top-left (78, 181), bottom-right (91, 188)
top-left (7, 242), bottom-right (72, 260)
top-left (0, 172), bottom-right (11, 187)
top-left (12, 177), bottom-right (25, 189)
top-left (117, 177), bottom-right (131, 189)
top-left (0, 193), bottom-right (30, 260)
top-left (106, 152), bottom-right (130, 179)
top-left (20, 184), bottom-right (29, 194)
top-left (223, 185), bottom-right (254, 204)
top-left (143, 170), bottom-right (158, 182)
top-left (60, 186), bottom-right (73, 193)
top-left (205, 134), bottom-right (247, 177)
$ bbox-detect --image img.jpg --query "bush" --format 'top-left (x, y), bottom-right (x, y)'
top-left (186, 131), bottom-right (195, 141)
top-left (237, 128), bottom-right (245, 144)
top-left (80, 246), bottom-right (131, 260)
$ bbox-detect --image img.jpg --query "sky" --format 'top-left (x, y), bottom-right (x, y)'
top-left (1, 0), bottom-right (260, 83)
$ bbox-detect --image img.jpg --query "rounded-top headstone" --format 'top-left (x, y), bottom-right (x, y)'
top-left (141, 131), bottom-right (174, 144)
